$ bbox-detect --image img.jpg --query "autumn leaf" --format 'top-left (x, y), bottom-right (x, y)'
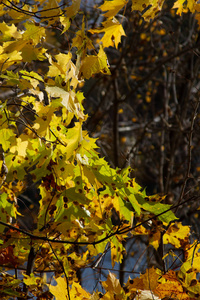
top-left (173, 0), bottom-right (196, 15)
top-left (79, 45), bottom-right (111, 79)
top-left (163, 222), bottom-right (190, 248)
top-left (132, 0), bottom-right (165, 21)
top-left (149, 230), bottom-right (161, 250)
top-left (23, 274), bottom-right (42, 286)
top-left (155, 270), bottom-right (190, 300)
top-left (0, 128), bottom-right (15, 152)
top-left (89, 17), bottom-right (126, 48)
top-left (23, 22), bottom-right (46, 44)
top-left (99, 0), bottom-right (128, 18)
top-left (10, 138), bottom-right (28, 157)
top-left (60, 16), bottom-right (71, 34)
top-left (0, 47), bottom-right (22, 71)
top-left (49, 277), bottom-right (69, 300)
top-left (155, 282), bottom-right (189, 299)
top-left (70, 282), bottom-right (91, 299)
top-left (0, 0), bottom-right (199, 299)
top-left (127, 267), bottom-right (160, 291)
top-left (39, 0), bottom-right (62, 20)
top-left (102, 272), bottom-right (124, 298)
top-left (0, 245), bottom-right (18, 267)
top-left (135, 194), bottom-right (178, 224)
top-left (0, 22), bottom-right (21, 42)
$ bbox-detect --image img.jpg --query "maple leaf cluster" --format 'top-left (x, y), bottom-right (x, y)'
top-left (0, 0), bottom-right (200, 299)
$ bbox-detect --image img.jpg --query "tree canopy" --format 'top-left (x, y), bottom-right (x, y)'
top-left (0, 0), bottom-right (200, 299)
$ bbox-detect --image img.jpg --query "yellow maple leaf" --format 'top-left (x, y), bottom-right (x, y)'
top-left (172, 0), bottom-right (187, 15)
top-left (79, 45), bottom-right (111, 79)
top-left (126, 267), bottom-right (161, 298)
top-left (179, 242), bottom-right (200, 277)
top-left (39, 0), bottom-right (62, 19)
top-left (172, 0), bottom-right (198, 16)
top-left (72, 25), bottom-right (94, 55)
top-left (163, 222), bottom-right (190, 248)
top-left (23, 22), bottom-right (46, 44)
top-left (23, 274), bottom-right (42, 286)
top-left (90, 17), bottom-right (126, 48)
top-left (55, 122), bottom-right (83, 160)
top-left (10, 138), bottom-right (28, 157)
top-left (110, 235), bottom-right (124, 266)
top-left (149, 230), bottom-right (161, 250)
top-left (99, 0), bottom-right (128, 18)
top-left (0, 47), bottom-right (22, 71)
top-left (47, 52), bottom-right (81, 90)
top-left (47, 52), bottom-right (72, 77)
top-left (0, 22), bottom-right (21, 42)
top-left (3, 40), bottom-right (27, 55)
top-left (135, 267), bottom-right (160, 291)
top-left (155, 281), bottom-right (189, 300)
top-left (60, 16), bottom-right (71, 34)
top-left (70, 281), bottom-right (91, 299)
top-left (132, 0), bottom-right (165, 21)
top-left (102, 272), bottom-right (123, 294)
top-left (172, 0), bottom-right (197, 15)
top-left (131, 0), bottom-right (151, 11)
top-left (187, 0), bottom-right (196, 13)
top-left (65, 0), bottom-right (81, 18)
top-left (45, 86), bottom-right (84, 120)
top-left (194, 3), bottom-right (200, 27)
top-left (8, 4), bottom-right (31, 22)
top-left (21, 43), bottom-right (46, 62)
top-left (49, 277), bottom-right (68, 300)
top-left (143, 0), bottom-right (165, 21)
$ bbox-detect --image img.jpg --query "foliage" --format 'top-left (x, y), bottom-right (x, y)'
top-left (0, 0), bottom-right (200, 299)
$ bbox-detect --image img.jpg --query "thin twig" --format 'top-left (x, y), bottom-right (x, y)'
top-left (48, 241), bottom-right (71, 300)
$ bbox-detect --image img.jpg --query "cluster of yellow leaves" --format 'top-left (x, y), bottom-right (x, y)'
top-left (49, 277), bottom-right (91, 300)
top-left (126, 266), bottom-right (200, 300)
top-left (148, 221), bottom-right (190, 251)
top-left (1, 0), bottom-right (200, 299)
top-left (100, 0), bottom-right (200, 25)
top-left (0, 21), bottom-right (46, 71)
top-left (49, 263), bottom-right (200, 300)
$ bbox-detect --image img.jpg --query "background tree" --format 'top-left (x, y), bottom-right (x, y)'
top-left (0, 0), bottom-right (200, 299)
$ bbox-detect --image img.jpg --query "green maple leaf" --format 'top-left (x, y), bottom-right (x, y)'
top-left (136, 194), bottom-right (178, 224)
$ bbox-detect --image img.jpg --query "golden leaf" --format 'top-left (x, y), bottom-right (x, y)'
top-left (173, 0), bottom-right (196, 15)
top-left (132, 0), bottom-right (165, 21)
top-left (79, 45), bottom-right (111, 79)
top-left (102, 272), bottom-right (123, 294)
top-left (90, 17), bottom-right (126, 48)
top-left (49, 277), bottom-right (68, 300)
top-left (99, 0), bottom-right (128, 18)
top-left (163, 222), bottom-right (190, 248)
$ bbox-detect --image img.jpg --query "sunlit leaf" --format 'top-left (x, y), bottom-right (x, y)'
top-left (99, 0), bottom-right (128, 17)
top-left (90, 17), bottom-right (126, 48)
top-left (79, 45), bottom-right (111, 79)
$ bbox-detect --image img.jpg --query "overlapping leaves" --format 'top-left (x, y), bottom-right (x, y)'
top-left (0, 0), bottom-right (199, 299)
